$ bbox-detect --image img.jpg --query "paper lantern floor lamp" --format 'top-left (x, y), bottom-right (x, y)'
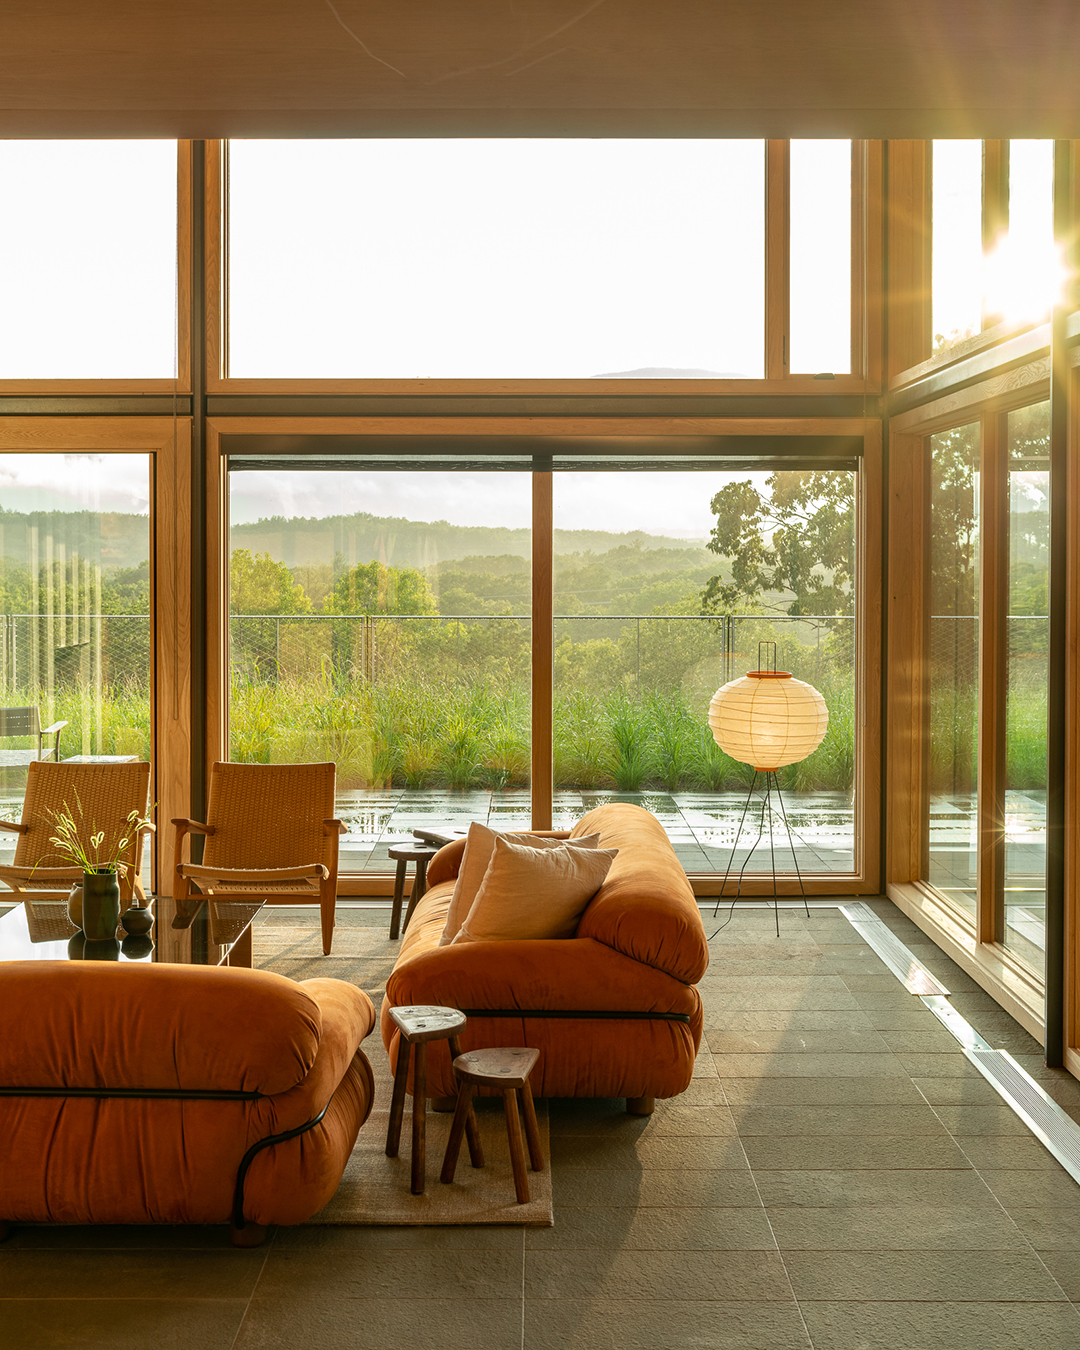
top-left (707, 642), bottom-right (829, 936)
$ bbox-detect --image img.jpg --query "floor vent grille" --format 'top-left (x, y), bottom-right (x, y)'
top-left (839, 903), bottom-right (951, 996)
top-left (966, 1047), bottom-right (1080, 1186)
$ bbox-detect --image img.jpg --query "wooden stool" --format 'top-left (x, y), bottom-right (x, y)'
top-left (387, 843), bottom-right (438, 940)
top-left (441, 1047), bottom-right (543, 1203)
top-left (386, 1005), bottom-right (482, 1195)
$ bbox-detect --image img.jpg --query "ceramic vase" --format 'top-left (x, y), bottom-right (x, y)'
top-left (66, 883), bottom-right (83, 929)
top-left (120, 903), bottom-right (154, 936)
top-left (81, 870), bottom-right (121, 940)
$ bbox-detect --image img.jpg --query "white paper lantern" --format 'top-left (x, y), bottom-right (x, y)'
top-left (708, 670), bottom-right (829, 770)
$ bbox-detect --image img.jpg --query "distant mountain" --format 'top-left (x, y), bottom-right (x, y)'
top-left (0, 508), bottom-right (150, 572)
top-left (231, 510), bottom-right (707, 570)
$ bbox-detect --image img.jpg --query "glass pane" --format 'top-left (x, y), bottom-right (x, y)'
top-left (1004, 402), bottom-right (1050, 968)
top-left (926, 424), bottom-right (980, 916)
top-left (552, 469), bottom-right (857, 875)
top-left (227, 139), bottom-right (765, 379)
top-left (0, 454), bottom-right (152, 885)
top-left (985, 140), bottom-right (1059, 326)
top-left (0, 142), bottom-right (177, 378)
top-left (932, 141), bottom-right (983, 353)
top-left (789, 140), bottom-right (851, 374)
top-left (227, 468), bottom-right (531, 871)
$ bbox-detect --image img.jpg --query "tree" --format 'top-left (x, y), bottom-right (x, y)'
top-left (701, 472), bottom-right (855, 617)
top-left (328, 560), bottom-right (437, 616)
top-left (230, 549), bottom-right (312, 615)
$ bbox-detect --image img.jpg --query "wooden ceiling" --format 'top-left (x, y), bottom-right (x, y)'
top-left (3, 0), bottom-right (1078, 138)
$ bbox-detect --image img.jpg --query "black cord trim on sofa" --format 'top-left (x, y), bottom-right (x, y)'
top-left (231, 1101), bottom-right (331, 1230)
top-left (0, 1086), bottom-right (263, 1101)
top-left (458, 1009), bottom-right (692, 1024)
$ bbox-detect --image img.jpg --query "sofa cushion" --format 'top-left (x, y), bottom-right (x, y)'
top-left (452, 835), bottom-right (618, 944)
top-left (0, 963), bottom-right (323, 1096)
top-left (439, 822), bottom-right (599, 945)
top-left (571, 803), bottom-right (710, 985)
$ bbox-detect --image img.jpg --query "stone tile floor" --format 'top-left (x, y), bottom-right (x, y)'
top-left (3, 899), bottom-right (1080, 1348)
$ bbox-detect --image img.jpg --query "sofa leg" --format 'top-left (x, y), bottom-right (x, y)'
top-left (626, 1095), bottom-right (655, 1116)
top-left (431, 1095), bottom-right (458, 1112)
top-left (230, 1220), bottom-right (267, 1248)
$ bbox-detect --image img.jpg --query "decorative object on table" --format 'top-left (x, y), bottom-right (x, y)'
top-left (707, 640), bottom-right (829, 936)
top-left (387, 842), bottom-right (439, 940)
top-left (120, 902), bottom-right (154, 936)
top-left (386, 1004), bottom-right (481, 1196)
top-left (81, 937), bottom-right (121, 960)
top-left (81, 870), bottom-right (122, 940)
top-left (171, 760), bottom-right (345, 955)
top-left (43, 791), bottom-right (153, 940)
top-left (441, 1046), bottom-right (544, 1204)
top-left (66, 882), bottom-right (83, 928)
top-left (412, 827), bottom-right (466, 848)
top-left (0, 760), bottom-right (153, 907)
top-left (121, 933), bottom-right (155, 960)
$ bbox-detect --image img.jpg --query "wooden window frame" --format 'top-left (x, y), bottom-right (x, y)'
top-left (205, 414), bottom-right (881, 898)
top-left (0, 143), bottom-right (192, 396)
top-left (204, 139), bottom-right (878, 399)
top-left (886, 361), bottom-right (1054, 1043)
top-left (0, 417), bottom-right (193, 895)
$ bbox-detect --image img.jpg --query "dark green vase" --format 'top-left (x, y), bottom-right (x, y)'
top-left (82, 870), bottom-right (121, 940)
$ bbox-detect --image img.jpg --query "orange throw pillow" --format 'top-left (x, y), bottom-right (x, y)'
top-left (438, 821), bottom-right (600, 945)
top-left (451, 834), bottom-right (618, 944)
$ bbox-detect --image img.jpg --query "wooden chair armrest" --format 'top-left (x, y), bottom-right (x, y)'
top-left (170, 818), bottom-right (215, 835)
top-left (0, 820), bottom-right (28, 834)
top-left (136, 821), bottom-right (157, 834)
top-left (41, 720), bottom-right (68, 735)
top-left (179, 863), bottom-right (328, 884)
top-left (323, 818), bottom-right (347, 835)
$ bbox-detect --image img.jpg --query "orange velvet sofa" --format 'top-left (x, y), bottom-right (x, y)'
top-left (0, 963), bottom-right (376, 1245)
top-left (381, 803), bottom-right (709, 1113)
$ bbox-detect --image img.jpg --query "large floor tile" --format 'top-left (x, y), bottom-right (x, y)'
top-left (766, 1204), bottom-right (1030, 1251)
top-left (0, 1300), bottom-right (247, 1350)
top-left (525, 1248), bottom-right (792, 1301)
top-left (524, 1205), bottom-right (776, 1251)
top-left (0, 1249), bottom-right (266, 1299)
top-left (549, 1166), bottom-right (763, 1209)
top-left (713, 1052), bottom-right (910, 1079)
top-left (728, 1103), bottom-right (948, 1137)
top-left (720, 1076), bottom-right (925, 1106)
top-left (254, 1243), bottom-right (522, 1300)
top-left (799, 1301), bottom-right (1080, 1350)
top-left (706, 1029), bottom-right (891, 1054)
top-left (741, 1135), bottom-right (972, 1171)
top-left (752, 1168), bottom-right (998, 1208)
top-left (233, 1295), bottom-right (522, 1350)
top-left (523, 1299), bottom-right (813, 1350)
top-left (782, 1248), bottom-right (1068, 1301)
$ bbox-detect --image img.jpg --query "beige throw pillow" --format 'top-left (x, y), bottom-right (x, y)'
top-left (452, 834), bottom-right (618, 945)
top-left (439, 822), bottom-right (600, 946)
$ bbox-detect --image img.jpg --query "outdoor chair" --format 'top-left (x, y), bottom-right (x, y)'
top-left (0, 707), bottom-right (68, 767)
top-left (171, 761), bottom-right (346, 955)
top-left (0, 760), bottom-right (152, 905)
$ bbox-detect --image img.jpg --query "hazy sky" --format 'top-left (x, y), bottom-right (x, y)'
top-left (0, 454), bottom-right (150, 514)
top-left (228, 468), bottom-right (772, 539)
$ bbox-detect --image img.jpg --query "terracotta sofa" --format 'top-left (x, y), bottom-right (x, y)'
top-left (381, 803), bottom-right (709, 1112)
top-left (0, 962), bottom-right (376, 1245)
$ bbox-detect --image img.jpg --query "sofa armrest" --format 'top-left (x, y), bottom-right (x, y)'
top-left (250, 978), bottom-right (376, 1138)
top-left (386, 937), bottom-right (699, 1023)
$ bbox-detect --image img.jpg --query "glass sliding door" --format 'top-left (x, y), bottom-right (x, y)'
top-left (551, 467), bottom-right (857, 874)
top-left (1003, 402), bottom-right (1050, 966)
top-left (0, 454), bottom-right (151, 881)
top-left (227, 466), bottom-right (531, 872)
top-left (925, 424), bottom-right (980, 916)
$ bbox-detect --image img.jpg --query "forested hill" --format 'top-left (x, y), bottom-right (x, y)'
top-left (230, 511), bottom-right (705, 568)
top-left (0, 508), bottom-right (149, 571)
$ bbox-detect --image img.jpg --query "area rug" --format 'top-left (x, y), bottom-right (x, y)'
top-left (307, 1094), bottom-right (553, 1227)
top-left (255, 916), bottom-right (554, 1226)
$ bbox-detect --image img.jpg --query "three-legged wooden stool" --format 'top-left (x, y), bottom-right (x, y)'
top-left (387, 843), bottom-right (439, 939)
top-left (441, 1047), bottom-right (544, 1203)
top-left (386, 1005), bottom-right (482, 1195)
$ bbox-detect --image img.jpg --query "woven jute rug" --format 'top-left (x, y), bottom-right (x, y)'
top-left (256, 916), bottom-right (554, 1227)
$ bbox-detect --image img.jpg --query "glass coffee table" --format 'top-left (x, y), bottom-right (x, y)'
top-left (0, 894), bottom-right (262, 967)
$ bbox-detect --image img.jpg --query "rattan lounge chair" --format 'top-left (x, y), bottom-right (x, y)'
top-left (0, 760), bottom-right (153, 905)
top-left (171, 761), bottom-right (346, 955)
